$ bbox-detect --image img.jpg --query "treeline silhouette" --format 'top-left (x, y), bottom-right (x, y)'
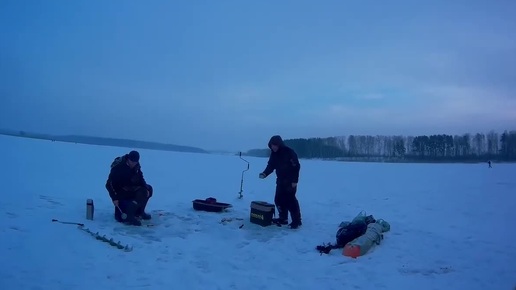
top-left (0, 129), bottom-right (207, 154)
top-left (245, 130), bottom-right (516, 163)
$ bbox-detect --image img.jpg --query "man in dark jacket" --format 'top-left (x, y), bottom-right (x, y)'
top-left (259, 135), bottom-right (302, 229)
top-left (105, 150), bottom-right (153, 226)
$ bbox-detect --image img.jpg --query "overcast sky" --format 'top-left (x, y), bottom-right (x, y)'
top-left (1, 0), bottom-right (515, 152)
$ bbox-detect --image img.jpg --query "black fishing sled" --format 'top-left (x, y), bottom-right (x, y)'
top-left (192, 197), bottom-right (232, 212)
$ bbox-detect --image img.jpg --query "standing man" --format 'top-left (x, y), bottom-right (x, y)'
top-left (105, 150), bottom-right (153, 226)
top-left (259, 135), bottom-right (302, 229)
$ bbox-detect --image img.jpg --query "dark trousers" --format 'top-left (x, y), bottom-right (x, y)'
top-left (115, 184), bottom-right (153, 221)
top-left (274, 181), bottom-right (301, 223)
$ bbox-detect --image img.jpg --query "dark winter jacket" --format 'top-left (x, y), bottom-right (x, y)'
top-left (262, 135), bottom-right (301, 184)
top-left (105, 155), bottom-right (148, 201)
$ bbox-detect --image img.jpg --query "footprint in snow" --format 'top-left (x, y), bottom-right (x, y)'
top-left (39, 195), bottom-right (64, 208)
top-left (6, 212), bottom-right (18, 218)
top-left (398, 265), bottom-right (454, 276)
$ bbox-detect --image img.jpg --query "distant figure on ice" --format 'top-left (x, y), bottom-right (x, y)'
top-left (259, 135), bottom-right (302, 229)
top-left (105, 150), bottom-right (153, 226)
top-left (487, 160), bottom-right (492, 168)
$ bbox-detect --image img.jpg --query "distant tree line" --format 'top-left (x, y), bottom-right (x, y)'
top-left (245, 130), bottom-right (516, 163)
top-left (0, 129), bottom-right (207, 154)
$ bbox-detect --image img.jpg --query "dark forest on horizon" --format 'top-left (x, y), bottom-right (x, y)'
top-left (2, 128), bottom-right (515, 163)
top-left (245, 130), bottom-right (516, 163)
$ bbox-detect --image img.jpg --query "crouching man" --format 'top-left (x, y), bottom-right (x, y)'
top-left (105, 150), bottom-right (153, 226)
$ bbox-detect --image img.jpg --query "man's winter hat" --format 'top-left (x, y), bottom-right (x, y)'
top-left (128, 150), bottom-right (140, 162)
top-left (268, 135), bottom-right (284, 149)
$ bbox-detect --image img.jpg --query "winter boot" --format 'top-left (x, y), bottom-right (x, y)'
top-left (134, 187), bottom-right (151, 220)
top-left (135, 202), bottom-right (151, 220)
top-left (288, 220), bottom-right (302, 229)
top-left (138, 212), bottom-right (152, 220)
top-left (273, 204), bottom-right (289, 225)
top-left (272, 218), bottom-right (288, 225)
top-left (123, 200), bottom-right (142, 226)
top-left (289, 197), bottom-right (302, 229)
top-left (125, 216), bottom-right (142, 226)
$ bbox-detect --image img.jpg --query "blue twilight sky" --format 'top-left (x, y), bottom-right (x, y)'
top-left (1, 0), bottom-right (515, 152)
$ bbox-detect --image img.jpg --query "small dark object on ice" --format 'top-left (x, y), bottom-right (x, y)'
top-left (52, 219), bottom-right (85, 227)
top-left (316, 243), bottom-right (339, 255)
top-left (193, 197), bottom-right (232, 212)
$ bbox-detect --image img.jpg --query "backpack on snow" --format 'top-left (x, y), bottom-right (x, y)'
top-left (316, 214), bottom-right (376, 254)
top-left (336, 214), bottom-right (376, 246)
top-left (336, 220), bottom-right (368, 247)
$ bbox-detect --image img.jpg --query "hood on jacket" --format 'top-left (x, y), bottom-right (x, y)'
top-left (268, 135), bottom-right (285, 149)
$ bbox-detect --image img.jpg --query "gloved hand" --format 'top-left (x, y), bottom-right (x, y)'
top-left (259, 172), bottom-right (266, 179)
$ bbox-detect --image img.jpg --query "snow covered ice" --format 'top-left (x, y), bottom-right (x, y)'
top-left (1, 134), bottom-right (515, 290)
